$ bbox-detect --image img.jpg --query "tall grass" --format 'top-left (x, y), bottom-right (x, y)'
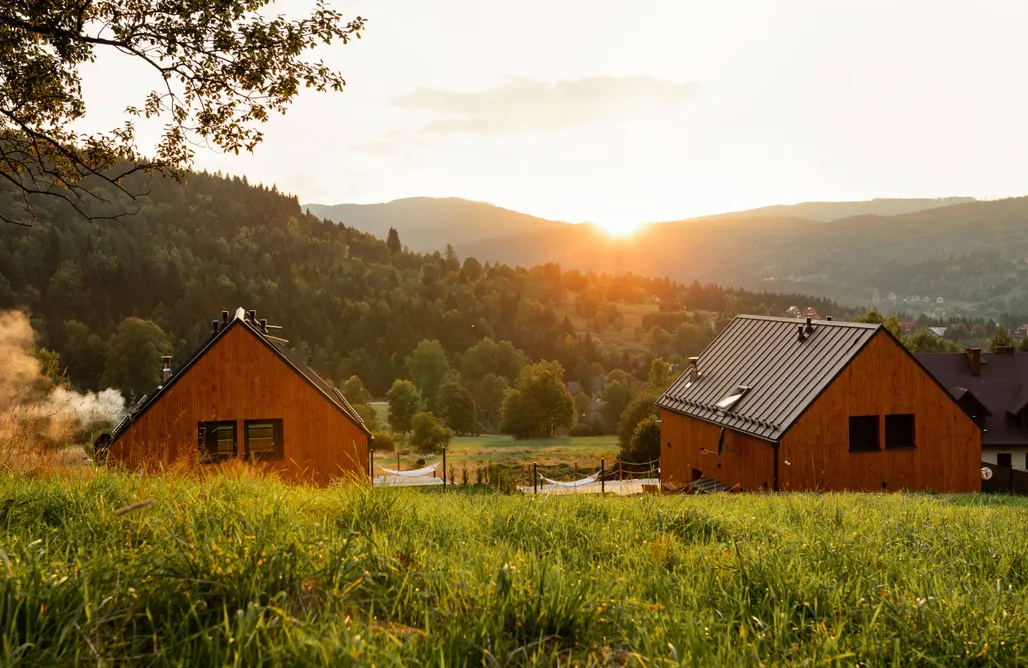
top-left (1, 471), bottom-right (1027, 665)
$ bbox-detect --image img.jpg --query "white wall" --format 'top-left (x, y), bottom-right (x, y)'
top-left (983, 447), bottom-right (1028, 470)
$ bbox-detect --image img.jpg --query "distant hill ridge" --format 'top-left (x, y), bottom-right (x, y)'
top-left (303, 194), bottom-right (1028, 317)
top-left (684, 197), bottom-right (978, 223)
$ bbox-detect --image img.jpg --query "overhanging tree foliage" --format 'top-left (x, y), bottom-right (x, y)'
top-left (0, 0), bottom-right (364, 223)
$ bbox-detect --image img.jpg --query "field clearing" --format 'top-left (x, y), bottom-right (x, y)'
top-left (2, 472), bottom-right (1028, 665)
top-left (556, 296), bottom-right (659, 353)
top-left (375, 435), bottom-right (623, 482)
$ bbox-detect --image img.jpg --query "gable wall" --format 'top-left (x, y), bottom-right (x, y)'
top-left (108, 325), bottom-right (368, 486)
top-left (660, 409), bottom-right (775, 490)
top-left (780, 331), bottom-right (981, 492)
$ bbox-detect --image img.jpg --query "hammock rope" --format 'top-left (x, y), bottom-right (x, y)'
top-left (538, 471), bottom-right (602, 488)
top-left (377, 462), bottom-right (439, 477)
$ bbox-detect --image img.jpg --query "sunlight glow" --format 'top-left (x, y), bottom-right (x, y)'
top-left (593, 220), bottom-right (645, 237)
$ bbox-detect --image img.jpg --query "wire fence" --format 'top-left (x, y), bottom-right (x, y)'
top-left (370, 453), bottom-right (661, 495)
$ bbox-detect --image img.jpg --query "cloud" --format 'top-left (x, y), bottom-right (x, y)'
top-left (391, 76), bottom-right (699, 135)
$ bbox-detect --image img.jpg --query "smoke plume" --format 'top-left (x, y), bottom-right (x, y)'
top-left (0, 310), bottom-right (125, 454)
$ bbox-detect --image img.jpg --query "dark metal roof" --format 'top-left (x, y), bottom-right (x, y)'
top-left (109, 307), bottom-right (369, 443)
top-left (657, 315), bottom-right (880, 441)
top-left (916, 351), bottom-right (1028, 447)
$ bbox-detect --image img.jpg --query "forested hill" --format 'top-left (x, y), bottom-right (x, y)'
top-left (459, 196), bottom-right (1028, 317)
top-left (0, 170), bottom-right (845, 401)
top-left (689, 197), bottom-right (976, 223)
top-left (303, 198), bottom-right (566, 253)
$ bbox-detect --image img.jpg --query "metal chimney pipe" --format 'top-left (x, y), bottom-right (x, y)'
top-left (797, 324), bottom-right (807, 342)
top-left (221, 310), bottom-right (230, 324)
top-left (248, 309), bottom-right (257, 322)
top-left (161, 355), bottom-right (173, 382)
top-left (688, 356), bottom-right (699, 382)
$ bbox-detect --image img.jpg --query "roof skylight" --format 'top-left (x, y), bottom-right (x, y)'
top-left (715, 385), bottom-right (750, 411)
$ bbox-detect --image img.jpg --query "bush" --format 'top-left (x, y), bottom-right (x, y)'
top-left (569, 423), bottom-right (594, 437)
top-left (620, 415), bottom-right (660, 462)
top-left (371, 431), bottom-right (395, 452)
top-left (409, 412), bottom-right (454, 454)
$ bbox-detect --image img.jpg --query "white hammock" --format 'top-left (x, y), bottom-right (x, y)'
top-left (539, 472), bottom-right (601, 488)
top-left (377, 462), bottom-right (439, 477)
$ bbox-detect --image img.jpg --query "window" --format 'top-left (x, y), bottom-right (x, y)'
top-left (245, 419), bottom-right (284, 461)
top-left (198, 421), bottom-right (237, 461)
top-left (885, 414), bottom-right (915, 450)
top-left (715, 385), bottom-right (750, 411)
top-left (848, 415), bottom-right (879, 452)
top-left (998, 453), bottom-right (1012, 468)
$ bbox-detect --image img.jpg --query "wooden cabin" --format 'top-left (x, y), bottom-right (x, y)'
top-left (105, 307), bottom-right (371, 485)
top-left (657, 315), bottom-right (981, 493)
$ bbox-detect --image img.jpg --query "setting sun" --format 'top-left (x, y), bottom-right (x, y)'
top-left (591, 220), bottom-right (645, 237)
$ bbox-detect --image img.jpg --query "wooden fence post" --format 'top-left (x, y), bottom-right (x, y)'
top-left (533, 462), bottom-right (538, 494)
top-left (443, 447), bottom-right (447, 490)
top-left (601, 458), bottom-right (605, 495)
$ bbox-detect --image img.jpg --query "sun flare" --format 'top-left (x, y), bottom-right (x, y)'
top-left (594, 220), bottom-right (643, 237)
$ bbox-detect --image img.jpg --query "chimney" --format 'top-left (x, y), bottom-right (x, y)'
top-left (211, 320), bottom-right (220, 335)
top-left (221, 310), bottom-right (230, 324)
top-left (805, 316), bottom-right (814, 333)
top-left (688, 356), bottom-right (699, 383)
top-left (259, 318), bottom-right (268, 333)
top-left (996, 345), bottom-right (1016, 355)
top-left (826, 316), bottom-right (833, 321)
top-left (161, 355), bottom-right (173, 383)
top-left (966, 347), bottom-right (981, 376)
top-left (797, 324), bottom-right (807, 342)
top-left (248, 309), bottom-right (257, 322)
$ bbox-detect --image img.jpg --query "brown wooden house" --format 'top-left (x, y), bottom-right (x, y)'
top-left (658, 315), bottom-right (981, 493)
top-left (105, 308), bottom-right (371, 485)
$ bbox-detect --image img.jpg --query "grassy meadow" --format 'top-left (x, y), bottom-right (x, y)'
top-left (2, 471), bottom-right (1028, 665)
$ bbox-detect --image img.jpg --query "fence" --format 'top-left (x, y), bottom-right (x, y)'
top-left (981, 461), bottom-right (1028, 495)
top-left (369, 451), bottom-right (660, 495)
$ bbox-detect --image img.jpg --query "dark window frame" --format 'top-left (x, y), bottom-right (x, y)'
top-left (885, 414), bottom-right (916, 450)
top-left (198, 420), bottom-right (238, 462)
top-left (848, 415), bottom-right (880, 452)
top-left (244, 419), bottom-right (284, 461)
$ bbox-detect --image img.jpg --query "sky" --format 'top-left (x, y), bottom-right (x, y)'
top-left (79, 0), bottom-right (1028, 233)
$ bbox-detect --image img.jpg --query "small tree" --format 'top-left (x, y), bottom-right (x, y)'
top-left (621, 415), bottom-right (661, 462)
top-left (435, 379), bottom-right (479, 435)
top-left (387, 228), bottom-right (402, 256)
top-left (500, 360), bottom-right (575, 438)
top-left (387, 379), bottom-right (422, 437)
top-left (405, 339), bottom-right (451, 408)
top-left (617, 391), bottom-right (659, 451)
top-left (100, 318), bottom-right (172, 397)
top-left (370, 431), bottom-right (395, 453)
top-left (409, 412), bottom-right (453, 454)
top-left (989, 325), bottom-right (1014, 352)
top-left (352, 402), bottom-right (381, 433)
top-left (647, 357), bottom-right (673, 392)
top-left (341, 375), bottom-right (372, 405)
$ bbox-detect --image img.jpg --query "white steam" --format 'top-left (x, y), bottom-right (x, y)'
top-left (0, 310), bottom-right (125, 450)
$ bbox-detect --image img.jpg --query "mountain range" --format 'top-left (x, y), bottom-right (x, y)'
top-left (304, 195), bottom-right (1028, 317)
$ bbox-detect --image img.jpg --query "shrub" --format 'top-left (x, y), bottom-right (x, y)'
top-left (409, 412), bottom-right (454, 454)
top-left (371, 431), bottom-right (395, 452)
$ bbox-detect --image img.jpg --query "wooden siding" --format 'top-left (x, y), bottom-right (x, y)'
top-left (659, 330), bottom-right (982, 493)
top-left (660, 408), bottom-right (775, 490)
top-left (779, 331), bottom-right (981, 492)
top-left (108, 325), bottom-right (368, 486)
